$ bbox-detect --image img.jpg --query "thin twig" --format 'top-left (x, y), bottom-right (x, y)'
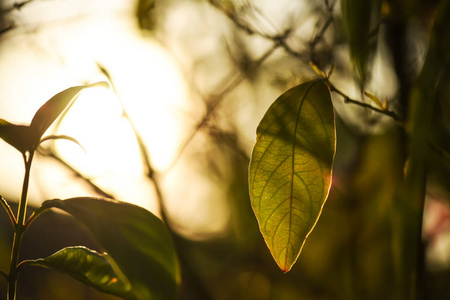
top-left (24, 204), bottom-right (50, 230)
top-left (0, 195), bottom-right (17, 226)
top-left (96, 63), bottom-right (171, 221)
top-left (327, 81), bottom-right (403, 123)
top-left (36, 148), bottom-right (115, 199)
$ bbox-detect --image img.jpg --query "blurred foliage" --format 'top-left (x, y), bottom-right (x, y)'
top-left (0, 0), bottom-right (449, 299)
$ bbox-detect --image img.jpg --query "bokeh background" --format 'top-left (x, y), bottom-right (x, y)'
top-left (0, 0), bottom-right (449, 299)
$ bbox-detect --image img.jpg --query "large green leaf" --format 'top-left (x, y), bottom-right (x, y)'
top-left (341, 0), bottom-right (381, 83)
top-left (249, 80), bottom-right (336, 272)
top-left (41, 197), bottom-right (180, 300)
top-left (0, 82), bottom-right (108, 153)
top-left (24, 246), bottom-right (135, 299)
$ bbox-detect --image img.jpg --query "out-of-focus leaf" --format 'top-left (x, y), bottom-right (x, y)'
top-left (29, 81), bottom-right (109, 147)
top-left (24, 246), bottom-right (135, 299)
top-left (0, 119), bottom-right (32, 153)
top-left (392, 1), bottom-right (450, 296)
top-left (249, 80), bottom-right (336, 272)
top-left (42, 197), bottom-right (180, 300)
top-left (341, 0), bottom-right (381, 83)
top-left (136, 0), bottom-right (156, 31)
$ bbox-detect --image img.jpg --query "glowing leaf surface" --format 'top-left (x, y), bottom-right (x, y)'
top-left (249, 80), bottom-right (335, 272)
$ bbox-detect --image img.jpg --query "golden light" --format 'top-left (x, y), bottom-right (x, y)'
top-left (0, 0), bottom-right (231, 237)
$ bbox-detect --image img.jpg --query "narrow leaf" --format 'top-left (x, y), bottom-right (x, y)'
top-left (40, 135), bottom-right (86, 153)
top-left (341, 0), bottom-right (381, 83)
top-left (249, 80), bottom-right (336, 272)
top-left (42, 197), bottom-right (180, 300)
top-left (29, 81), bottom-right (109, 147)
top-left (24, 246), bottom-right (135, 299)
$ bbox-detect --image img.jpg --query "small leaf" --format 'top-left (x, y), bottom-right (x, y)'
top-left (24, 246), bottom-right (135, 299)
top-left (0, 119), bottom-right (32, 153)
top-left (40, 135), bottom-right (86, 153)
top-left (29, 81), bottom-right (109, 148)
top-left (42, 197), bottom-right (179, 300)
top-left (249, 80), bottom-right (336, 272)
top-left (0, 82), bottom-right (109, 154)
top-left (364, 90), bottom-right (384, 109)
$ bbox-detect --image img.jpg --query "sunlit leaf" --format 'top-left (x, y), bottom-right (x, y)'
top-left (0, 82), bottom-right (108, 154)
top-left (24, 246), bottom-right (136, 299)
top-left (29, 81), bottom-right (109, 146)
top-left (341, 0), bottom-right (381, 83)
top-left (42, 197), bottom-right (180, 300)
top-left (249, 80), bottom-right (336, 272)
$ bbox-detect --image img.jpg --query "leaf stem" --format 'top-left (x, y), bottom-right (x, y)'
top-left (24, 205), bottom-right (50, 231)
top-left (0, 195), bottom-right (16, 226)
top-left (325, 79), bottom-right (404, 123)
top-left (8, 151), bottom-right (34, 300)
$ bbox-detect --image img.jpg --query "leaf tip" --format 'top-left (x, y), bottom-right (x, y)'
top-left (88, 81), bottom-right (110, 89)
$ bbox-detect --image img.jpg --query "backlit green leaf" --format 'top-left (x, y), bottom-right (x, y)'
top-left (30, 81), bottom-right (109, 144)
top-left (42, 197), bottom-right (180, 300)
top-left (249, 80), bottom-right (336, 272)
top-left (0, 82), bottom-right (108, 154)
top-left (25, 246), bottom-right (135, 299)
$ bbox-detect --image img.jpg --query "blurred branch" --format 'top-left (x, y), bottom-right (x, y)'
top-left (96, 63), bottom-right (169, 221)
top-left (0, 270), bottom-right (7, 281)
top-left (1, 0), bottom-right (35, 13)
top-left (0, 24), bottom-right (14, 35)
top-left (171, 42), bottom-right (280, 168)
top-left (429, 142), bottom-right (450, 166)
top-left (36, 148), bottom-right (115, 199)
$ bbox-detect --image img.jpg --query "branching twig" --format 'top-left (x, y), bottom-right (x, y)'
top-left (0, 195), bottom-right (16, 226)
top-left (327, 81), bottom-right (403, 123)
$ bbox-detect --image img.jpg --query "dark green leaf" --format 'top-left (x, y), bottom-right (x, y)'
top-left (42, 197), bottom-right (180, 300)
top-left (0, 119), bottom-right (32, 153)
top-left (249, 80), bottom-right (336, 272)
top-left (341, 0), bottom-right (381, 83)
top-left (25, 246), bottom-right (135, 299)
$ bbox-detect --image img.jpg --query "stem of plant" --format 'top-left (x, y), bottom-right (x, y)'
top-left (7, 151), bottom-right (34, 300)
